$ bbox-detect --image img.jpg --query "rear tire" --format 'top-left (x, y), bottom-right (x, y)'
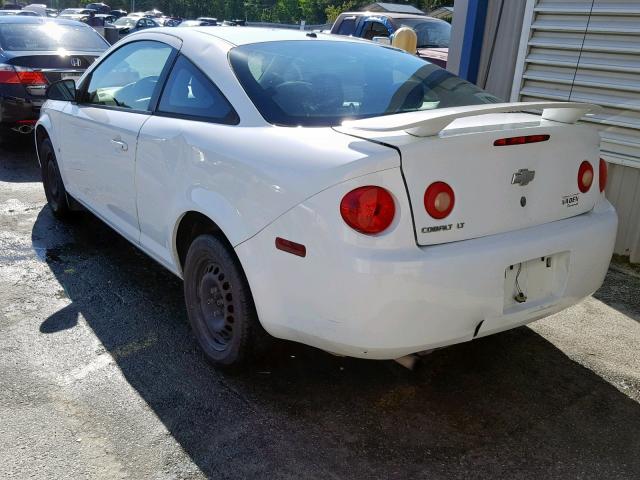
top-left (183, 234), bottom-right (267, 366)
top-left (40, 138), bottom-right (72, 220)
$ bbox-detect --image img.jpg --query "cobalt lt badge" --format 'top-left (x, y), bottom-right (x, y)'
top-left (512, 168), bottom-right (535, 186)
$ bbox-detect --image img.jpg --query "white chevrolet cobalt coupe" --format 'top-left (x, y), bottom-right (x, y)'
top-left (37, 28), bottom-right (617, 366)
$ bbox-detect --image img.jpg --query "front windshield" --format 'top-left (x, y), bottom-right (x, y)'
top-left (0, 22), bottom-right (109, 51)
top-left (396, 19), bottom-right (451, 48)
top-left (60, 9), bottom-right (80, 15)
top-left (115, 17), bottom-right (136, 26)
top-left (229, 40), bottom-right (498, 127)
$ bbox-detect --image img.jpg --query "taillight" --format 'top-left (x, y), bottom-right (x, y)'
top-left (340, 186), bottom-right (395, 234)
top-left (424, 181), bottom-right (455, 219)
top-left (599, 158), bottom-right (608, 193)
top-left (577, 161), bottom-right (594, 193)
top-left (493, 134), bottom-right (550, 146)
top-left (0, 64), bottom-right (47, 85)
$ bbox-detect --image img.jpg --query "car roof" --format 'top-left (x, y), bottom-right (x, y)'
top-left (340, 11), bottom-right (446, 22)
top-left (0, 16), bottom-right (89, 26)
top-left (181, 26), bottom-right (365, 46)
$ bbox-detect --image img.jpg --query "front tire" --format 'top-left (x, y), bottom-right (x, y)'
top-left (183, 234), bottom-right (266, 366)
top-left (40, 138), bottom-right (71, 219)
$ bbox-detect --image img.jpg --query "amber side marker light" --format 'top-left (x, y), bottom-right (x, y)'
top-left (494, 134), bottom-right (550, 146)
top-left (275, 237), bottom-right (306, 257)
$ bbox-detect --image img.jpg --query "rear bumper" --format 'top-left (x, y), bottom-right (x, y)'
top-left (236, 187), bottom-right (617, 359)
top-left (0, 95), bottom-right (41, 130)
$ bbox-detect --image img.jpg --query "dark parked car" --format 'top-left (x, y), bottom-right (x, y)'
top-left (331, 12), bottom-right (450, 67)
top-left (0, 16), bottom-right (108, 138)
top-left (109, 9), bottom-right (127, 19)
top-left (85, 3), bottom-right (111, 14)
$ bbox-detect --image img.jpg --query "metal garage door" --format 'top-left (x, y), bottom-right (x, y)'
top-left (510, 0), bottom-right (640, 167)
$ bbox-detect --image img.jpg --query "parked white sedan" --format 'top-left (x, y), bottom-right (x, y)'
top-left (37, 27), bottom-right (617, 366)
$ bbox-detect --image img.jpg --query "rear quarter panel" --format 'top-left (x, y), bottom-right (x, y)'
top-left (135, 120), bottom-right (400, 274)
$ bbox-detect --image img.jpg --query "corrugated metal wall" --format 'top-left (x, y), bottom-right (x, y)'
top-left (509, 0), bottom-right (640, 262)
top-left (606, 163), bottom-right (640, 263)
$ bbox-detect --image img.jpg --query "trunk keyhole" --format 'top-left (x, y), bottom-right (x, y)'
top-left (520, 196), bottom-right (527, 207)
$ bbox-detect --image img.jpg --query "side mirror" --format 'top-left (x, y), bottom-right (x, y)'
top-left (46, 79), bottom-right (77, 102)
top-left (372, 36), bottom-right (391, 46)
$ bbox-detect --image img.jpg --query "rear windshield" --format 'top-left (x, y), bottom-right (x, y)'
top-left (0, 23), bottom-right (109, 51)
top-left (396, 19), bottom-right (451, 48)
top-left (229, 40), bottom-right (499, 127)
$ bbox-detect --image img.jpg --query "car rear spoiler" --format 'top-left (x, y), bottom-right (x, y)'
top-left (340, 102), bottom-right (600, 137)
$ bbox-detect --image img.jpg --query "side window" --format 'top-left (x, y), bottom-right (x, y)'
top-left (157, 55), bottom-right (239, 125)
top-left (83, 40), bottom-right (173, 111)
top-left (336, 17), bottom-right (356, 36)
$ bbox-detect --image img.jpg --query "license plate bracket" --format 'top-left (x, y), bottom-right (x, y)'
top-left (61, 73), bottom-right (82, 82)
top-left (503, 252), bottom-right (569, 313)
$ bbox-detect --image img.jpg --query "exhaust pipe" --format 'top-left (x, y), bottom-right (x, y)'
top-left (11, 125), bottom-right (34, 135)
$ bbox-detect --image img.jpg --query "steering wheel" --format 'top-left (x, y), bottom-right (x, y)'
top-left (273, 81), bottom-right (315, 115)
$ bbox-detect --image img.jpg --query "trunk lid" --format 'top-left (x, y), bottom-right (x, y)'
top-left (6, 52), bottom-right (98, 83)
top-left (336, 103), bottom-right (602, 246)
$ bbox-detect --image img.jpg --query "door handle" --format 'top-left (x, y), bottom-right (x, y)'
top-left (111, 138), bottom-right (128, 152)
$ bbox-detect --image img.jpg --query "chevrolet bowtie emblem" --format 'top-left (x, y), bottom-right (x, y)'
top-left (512, 169), bottom-right (535, 186)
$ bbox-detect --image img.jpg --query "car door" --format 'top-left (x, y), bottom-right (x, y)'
top-left (135, 55), bottom-right (239, 268)
top-left (60, 37), bottom-right (178, 243)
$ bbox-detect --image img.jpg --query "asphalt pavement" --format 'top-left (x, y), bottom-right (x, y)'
top-left (0, 138), bottom-right (639, 479)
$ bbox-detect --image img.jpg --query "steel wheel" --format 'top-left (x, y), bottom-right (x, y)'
top-left (197, 261), bottom-right (236, 351)
top-left (40, 138), bottom-right (71, 219)
top-left (184, 234), bottom-right (269, 366)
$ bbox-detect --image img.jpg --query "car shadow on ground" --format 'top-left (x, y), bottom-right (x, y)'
top-left (0, 137), bottom-right (41, 183)
top-left (33, 207), bottom-right (640, 478)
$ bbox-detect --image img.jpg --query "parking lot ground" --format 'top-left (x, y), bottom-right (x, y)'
top-left (1, 140), bottom-right (639, 480)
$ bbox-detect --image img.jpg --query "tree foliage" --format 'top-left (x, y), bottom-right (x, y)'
top-left (56, 0), bottom-right (452, 26)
